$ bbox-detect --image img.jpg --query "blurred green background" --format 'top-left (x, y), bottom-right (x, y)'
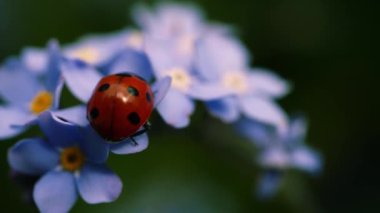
top-left (0, 0), bottom-right (379, 212)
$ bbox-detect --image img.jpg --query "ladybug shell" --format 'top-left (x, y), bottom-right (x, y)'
top-left (87, 73), bottom-right (154, 142)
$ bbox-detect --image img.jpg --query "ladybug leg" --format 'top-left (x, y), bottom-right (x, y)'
top-left (129, 121), bottom-right (151, 146)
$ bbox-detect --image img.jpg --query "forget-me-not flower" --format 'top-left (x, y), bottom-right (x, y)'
top-left (63, 29), bottom-right (146, 68)
top-left (0, 40), bottom-right (64, 139)
top-left (195, 32), bottom-right (290, 132)
top-left (133, 3), bottom-right (204, 39)
top-left (8, 111), bottom-right (124, 212)
top-left (237, 116), bottom-right (322, 198)
top-left (144, 35), bottom-right (234, 128)
top-left (132, 3), bottom-right (237, 128)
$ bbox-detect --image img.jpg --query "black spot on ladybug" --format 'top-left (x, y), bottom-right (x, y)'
top-left (146, 92), bottom-right (151, 102)
top-left (127, 86), bottom-right (139, 96)
top-left (90, 108), bottom-right (99, 119)
top-left (128, 112), bottom-right (140, 125)
top-left (98, 83), bottom-right (110, 92)
top-left (115, 73), bottom-right (133, 77)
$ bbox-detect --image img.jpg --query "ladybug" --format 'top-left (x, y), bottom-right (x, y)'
top-left (87, 73), bottom-right (154, 143)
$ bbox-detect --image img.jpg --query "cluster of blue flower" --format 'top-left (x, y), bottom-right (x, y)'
top-left (0, 2), bottom-right (322, 212)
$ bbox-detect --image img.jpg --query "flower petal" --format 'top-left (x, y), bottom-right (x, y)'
top-left (21, 47), bottom-right (48, 75)
top-left (258, 147), bottom-right (290, 169)
top-left (53, 105), bottom-right (88, 126)
top-left (239, 96), bottom-right (288, 133)
top-left (286, 115), bottom-right (308, 145)
top-left (248, 68), bottom-right (290, 97)
top-left (151, 76), bottom-right (172, 107)
top-left (8, 138), bottom-right (59, 175)
top-left (235, 118), bottom-right (276, 147)
top-left (110, 132), bottom-right (148, 155)
top-left (38, 111), bottom-right (82, 148)
top-left (34, 171), bottom-right (77, 213)
top-left (0, 107), bottom-right (35, 139)
top-left (144, 36), bottom-right (192, 76)
top-left (186, 83), bottom-right (234, 101)
top-left (156, 89), bottom-right (195, 128)
top-left (45, 39), bottom-right (63, 93)
top-left (81, 126), bottom-right (109, 163)
top-left (206, 97), bottom-right (240, 123)
top-left (291, 147), bottom-right (322, 174)
top-left (46, 42), bottom-right (65, 110)
top-left (0, 62), bottom-right (42, 106)
top-left (256, 170), bottom-right (283, 199)
top-left (77, 164), bottom-right (122, 204)
top-left (195, 33), bottom-right (250, 81)
top-left (61, 59), bottom-right (102, 103)
top-left (106, 49), bottom-right (153, 81)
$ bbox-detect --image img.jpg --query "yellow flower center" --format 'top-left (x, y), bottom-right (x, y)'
top-left (125, 31), bottom-right (144, 50)
top-left (222, 72), bottom-right (248, 94)
top-left (165, 67), bottom-right (192, 92)
top-left (68, 46), bottom-right (100, 64)
top-left (60, 147), bottom-right (85, 172)
top-left (30, 91), bottom-right (53, 115)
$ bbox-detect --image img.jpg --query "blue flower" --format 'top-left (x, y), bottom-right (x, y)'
top-left (59, 59), bottom-right (171, 152)
top-left (237, 116), bottom-right (322, 198)
top-left (133, 3), bottom-right (235, 128)
top-left (144, 36), bottom-right (233, 128)
top-left (133, 3), bottom-right (205, 40)
top-left (0, 40), bottom-right (65, 139)
top-left (7, 111), bottom-right (124, 212)
top-left (63, 29), bottom-right (147, 69)
top-left (195, 33), bottom-right (290, 131)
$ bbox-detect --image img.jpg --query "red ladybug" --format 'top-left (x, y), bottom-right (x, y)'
top-left (87, 73), bottom-right (154, 142)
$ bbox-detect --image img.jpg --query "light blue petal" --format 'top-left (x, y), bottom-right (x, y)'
top-left (291, 147), bottom-right (322, 174)
top-left (53, 105), bottom-right (88, 126)
top-left (45, 39), bottom-right (63, 93)
top-left (8, 138), bottom-right (59, 175)
top-left (206, 97), bottom-right (240, 123)
top-left (61, 59), bottom-right (102, 103)
top-left (0, 63), bottom-right (42, 107)
top-left (235, 118), bottom-right (276, 147)
top-left (156, 89), bottom-right (195, 128)
top-left (34, 170), bottom-right (77, 213)
top-left (76, 164), bottom-right (122, 204)
top-left (286, 115), bottom-right (308, 145)
top-left (21, 47), bottom-right (48, 75)
top-left (145, 36), bottom-right (192, 76)
top-left (44, 40), bottom-right (65, 109)
top-left (256, 170), bottom-right (283, 199)
top-left (133, 3), bottom-right (203, 38)
top-left (0, 107), bottom-right (35, 139)
top-left (106, 49), bottom-right (153, 81)
top-left (63, 31), bottom-right (128, 66)
top-left (195, 33), bottom-right (250, 81)
top-left (38, 111), bottom-right (82, 148)
top-left (110, 132), bottom-right (148, 155)
top-left (81, 126), bottom-right (109, 163)
top-left (238, 96), bottom-right (288, 133)
top-left (144, 36), bottom-right (176, 75)
top-left (186, 83), bottom-right (234, 101)
top-left (52, 80), bottom-right (64, 110)
top-left (248, 68), bottom-right (290, 97)
top-left (258, 147), bottom-right (290, 169)
top-left (151, 76), bottom-right (172, 107)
